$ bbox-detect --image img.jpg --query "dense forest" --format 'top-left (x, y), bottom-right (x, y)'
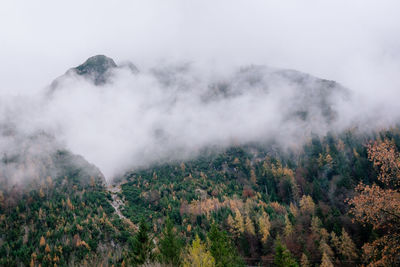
top-left (1, 127), bottom-right (399, 266)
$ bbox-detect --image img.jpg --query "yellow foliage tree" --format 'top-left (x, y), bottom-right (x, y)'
top-left (180, 162), bottom-right (186, 172)
top-left (66, 197), bottom-right (74, 210)
top-left (40, 236), bottom-right (46, 247)
top-left (245, 217), bottom-right (255, 236)
top-left (300, 253), bottom-right (310, 267)
top-left (299, 195), bottom-right (315, 215)
top-left (233, 209), bottom-right (245, 236)
top-left (38, 208), bottom-right (45, 221)
top-left (284, 215), bottom-right (294, 237)
top-left (320, 252), bottom-right (334, 267)
top-left (39, 188), bottom-right (45, 198)
top-left (250, 169), bottom-right (257, 185)
top-left (319, 239), bottom-right (334, 258)
top-left (183, 235), bottom-right (215, 267)
top-left (310, 216), bottom-right (321, 236)
top-left (330, 232), bottom-right (340, 254)
top-left (227, 209), bottom-right (245, 238)
top-left (258, 211), bottom-right (271, 243)
top-left (289, 202), bottom-right (299, 218)
top-left (339, 228), bottom-right (358, 260)
top-left (227, 214), bottom-right (235, 235)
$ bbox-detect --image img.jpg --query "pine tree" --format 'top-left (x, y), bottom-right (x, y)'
top-left (330, 232), bottom-right (340, 254)
top-left (299, 195), bottom-right (315, 215)
top-left (320, 252), bottom-right (333, 267)
top-left (40, 236), bottom-right (46, 247)
top-left (45, 244), bottom-right (51, 253)
top-left (207, 224), bottom-right (244, 267)
top-left (284, 215), bottom-right (294, 237)
top-left (128, 220), bottom-right (154, 266)
top-left (158, 217), bottom-right (182, 266)
top-left (319, 239), bottom-right (334, 259)
top-left (250, 169), bottom-right (257, 185)
top-left (274, 240), bottom-right (299, 267)
top-left (258, 211), bottom-right (271, 243)
top-left (300, 253), bottom-right (310, 267)
top-left (228, 209), bottom-right (245, 237)
top-left (244, 217), bottom-right (255, 236)
top-left (339, 228), bottom-right (358, 260)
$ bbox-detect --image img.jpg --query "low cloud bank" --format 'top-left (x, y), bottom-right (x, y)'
top-left (1, 56), bottom-right (400, 183)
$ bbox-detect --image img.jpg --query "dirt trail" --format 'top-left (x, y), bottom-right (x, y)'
top-left (108, 185), bottom-right (127, 220)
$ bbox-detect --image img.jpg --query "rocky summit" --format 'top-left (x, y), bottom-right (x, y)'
top-left (72, 55), bottom-right (117, 85)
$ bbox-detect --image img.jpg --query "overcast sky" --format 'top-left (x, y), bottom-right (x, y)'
top-left (1, 0), bottom-right (399, 95)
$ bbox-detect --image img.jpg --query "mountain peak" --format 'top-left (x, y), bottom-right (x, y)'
top-left (73, 55), bottom-right (117, 85)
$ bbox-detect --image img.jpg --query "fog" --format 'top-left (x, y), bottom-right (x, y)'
top-left (1, 0), bottom-right (400, 181)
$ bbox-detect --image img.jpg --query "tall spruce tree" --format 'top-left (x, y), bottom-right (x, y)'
top-left (207, 223), bottom-right (244, 267)
top-left (129, 220), bottom-right (154, 266)
top-left (274, 240), bottom-right (299, 267)
top-left (158, 217), bottom-right (182, 266)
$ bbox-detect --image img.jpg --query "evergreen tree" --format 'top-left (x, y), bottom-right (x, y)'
top-left (158, 217), bottom-right (182, 266)
top-left (274, 240), bottom-right (299, 267)
top-left (207, 223), bottom-right (244, 267)
top-left (129, 220), bottom-right (154, 266)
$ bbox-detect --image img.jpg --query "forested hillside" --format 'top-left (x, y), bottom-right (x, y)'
top-left (1, 127), bottom-right (399, 266)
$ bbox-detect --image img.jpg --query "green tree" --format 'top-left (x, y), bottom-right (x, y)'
top-left (274, 240), bottom-right (299, 267)
top-left (129, 220), bottom-right (154, 266)
top-left (158, 217), bottom-right (182, 266)
top-left (207, 224), bottom-right (244, 267)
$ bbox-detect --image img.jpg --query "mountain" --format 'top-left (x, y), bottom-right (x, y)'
top-left (72, 55), bottom-right (117, 85)
top-left (49, 55), bottom-right (350, 145)
top-left (2, 55), bottom-right (397, 266)
top-left (0, 124), bottom-right (105, 190)
top-left (49, 55), bottom-right (138, 92)
top-left (203, 65), bottom-right (349, 123)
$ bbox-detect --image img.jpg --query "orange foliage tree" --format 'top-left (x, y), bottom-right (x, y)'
top-left (348, 139), bottom-right (400, 266)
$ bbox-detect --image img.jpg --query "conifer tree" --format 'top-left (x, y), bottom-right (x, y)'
top-left (274, 240), bottom-right (299, 267)
top-left (40, 236), bottom-right (46, 247)
top-left (129, 220), bottom-right (154, 266)
top-left (339, 228), bottom-right (358, 261)
top-left (244, 217), bottom-right (255, 236)
top-left (300, 253), bottom-right (310, 267)
top-left (158, 217), bottom-right (182, 266)
top-left (320, 252), bottom-right (334, 267)
top-left (207, 224), bottom-right (244, 267)
top-left (183, 235), bottom-right (215, 267)
top-left (258, 210), bottom-right (271, 243)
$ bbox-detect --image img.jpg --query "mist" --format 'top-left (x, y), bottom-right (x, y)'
top-left (1, 0), bottom-right (400, 181)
